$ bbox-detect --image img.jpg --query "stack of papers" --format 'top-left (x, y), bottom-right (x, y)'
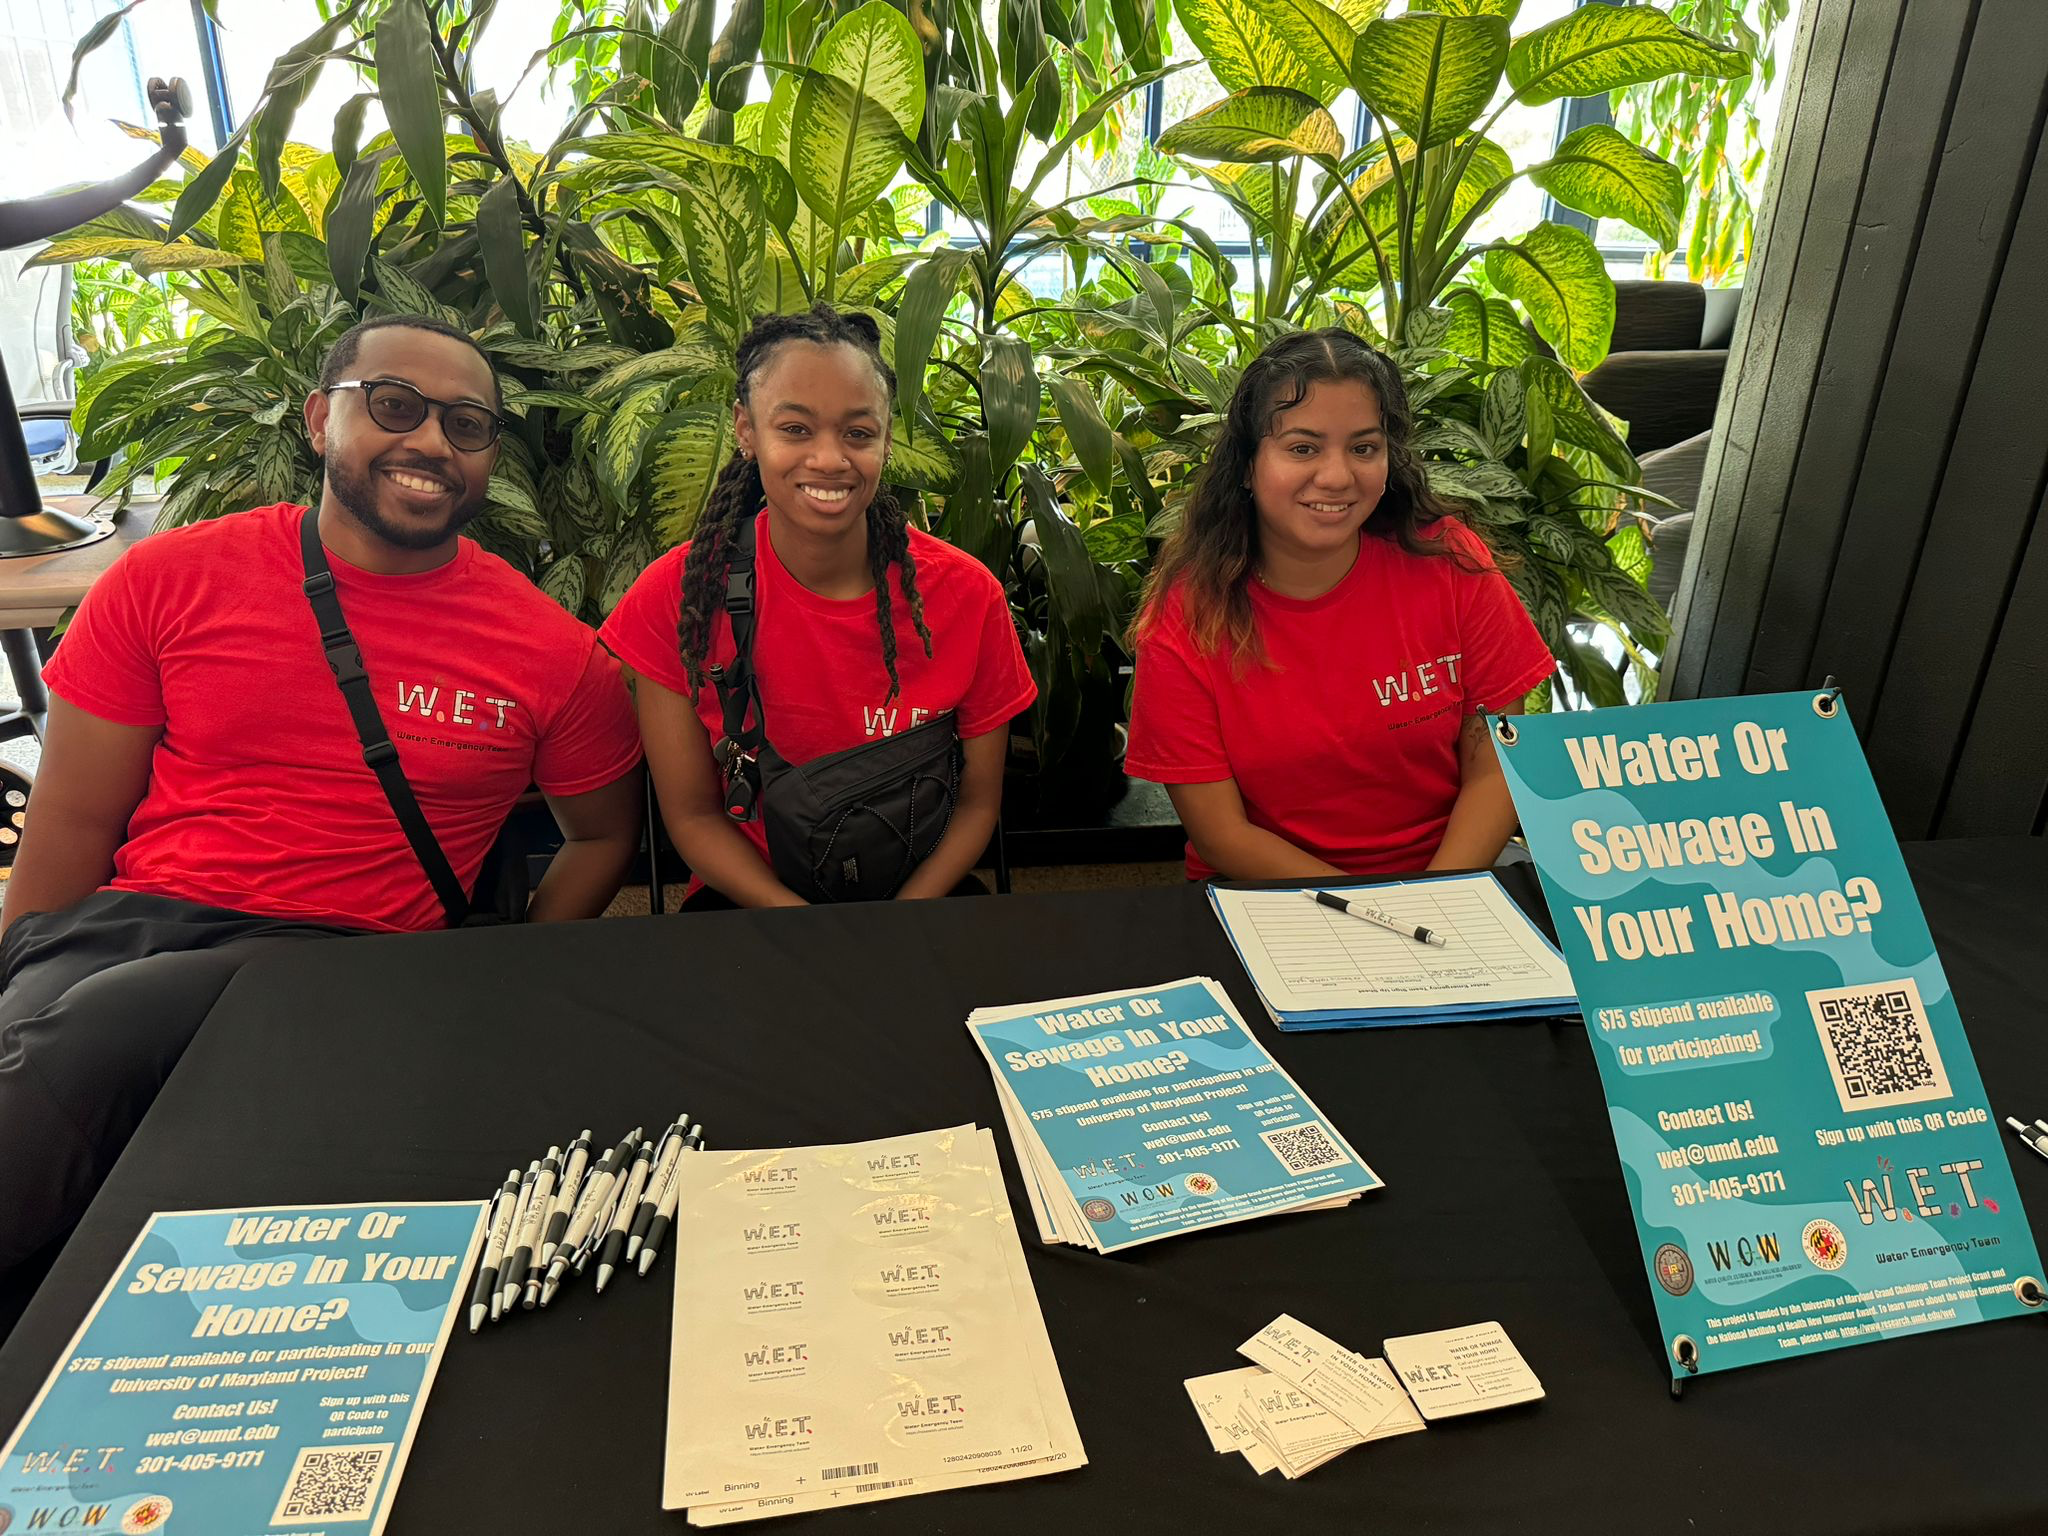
top-left (1185, 1316), bottom-right (1543, 1478)
top-left (1184, 1316), bottom-right (1423, 1478)
top-left (664, 1126), bottom-right (1084, 1525)
top-left (966, 977), bottom-right (1380, 1252)
top-left (1209, 872), bottom-right (1577, 1030)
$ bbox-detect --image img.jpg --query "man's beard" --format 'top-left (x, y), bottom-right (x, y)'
top-left (326, 453), bottom-right (488, 551)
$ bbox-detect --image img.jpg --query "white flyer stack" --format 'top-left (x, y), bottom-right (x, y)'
top-left (664, 1125), bottom-right (1084, 1525)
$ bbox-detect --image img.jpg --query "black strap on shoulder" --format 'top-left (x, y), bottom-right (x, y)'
top-left (298, 510), bottom-right (472, 926)
top-left (710, 513), bottom-right (768, 822)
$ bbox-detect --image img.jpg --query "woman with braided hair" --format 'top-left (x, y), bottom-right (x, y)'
top-left (1125, 327), bottom-right (1553, 881)
top-left (602, 304), bottom-right (1036, 907)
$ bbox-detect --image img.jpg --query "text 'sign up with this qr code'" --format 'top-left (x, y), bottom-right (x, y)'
top-left (1807, 977), bottom-right (1952, 1115)
top-left (1259, 1121), bottom-right (1353, 1176)
top-left (272, 1443), bottom-right (394, 1526)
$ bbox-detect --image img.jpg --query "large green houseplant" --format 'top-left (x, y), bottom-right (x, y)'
top-left (50, 0), bottom-right (1748, 799)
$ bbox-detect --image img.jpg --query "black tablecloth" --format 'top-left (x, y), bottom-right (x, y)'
top-left (5, 841), bottom-right (2047, 1534)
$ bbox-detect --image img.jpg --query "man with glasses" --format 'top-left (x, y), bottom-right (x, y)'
top-left (0, 315), bottom-right (644, 1278)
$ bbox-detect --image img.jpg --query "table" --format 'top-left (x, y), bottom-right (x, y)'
top-left (0, 494), bottom-right (150, 630)
top-left (4, 840), bottom-right (2045, 1534)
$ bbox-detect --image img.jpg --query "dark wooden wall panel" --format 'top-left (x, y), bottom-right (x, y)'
top-left (1668, 0), bottom-right (1852, 688)
top-left (1691, 0), bottom-right (1905, 700)
top-left (1744, 0), bottom-right (1971, 693)
top-left (1668, 0), bottom-right (2048, 839)
top-left (1942, 481), bottom-right (2048, 836)
top-left (1871, 119), bottom-right (2048, 831)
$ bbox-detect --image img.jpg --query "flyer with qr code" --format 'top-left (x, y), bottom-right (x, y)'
top-left (0, 1200), bottom-right (482, 1534)
top-left (966, 977), bottom-right (1381, 1252)
top-left (1494, 689), bottom-right (2044, 1379)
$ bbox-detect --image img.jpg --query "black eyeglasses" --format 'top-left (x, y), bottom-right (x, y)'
top-left (328, 378), bottom-right (503, 453)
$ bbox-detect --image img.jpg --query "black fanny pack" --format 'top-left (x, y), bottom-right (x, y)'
top-left (711, 515), bottom-right (960, 902)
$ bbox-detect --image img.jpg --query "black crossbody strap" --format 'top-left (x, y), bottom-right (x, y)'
top-left (710, 513), bottom-right (768, 822)
top-left (298, 510), bottom-right (472, 926)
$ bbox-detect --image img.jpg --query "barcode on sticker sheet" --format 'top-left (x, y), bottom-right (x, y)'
top-left (272, 1443), bottom-right (393, 1524)
top-left (1258, 1121), bottom-right (1351, 1176)
top-left (1808, 978), bottom-right (1951, 1111)
top-left (821, 1461), bottom-right (880, 1481)
top-left (855, 1479), bottom-right (915, 1493)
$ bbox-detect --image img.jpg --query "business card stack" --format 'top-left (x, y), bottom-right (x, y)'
top-left (665, 1125), bottom-right (1085, 1525)
top-left (1185, 1315), bottom-right (1540, 1479)
top-left (966, 978), bottom-right (1380, 1253)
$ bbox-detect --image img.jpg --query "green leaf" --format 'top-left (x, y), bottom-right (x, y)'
top-left (1111, 0), bottom-right (1162, 72)
top-left (375, 0), bottom-right (447, 228)
top-left (1508, 4), bottom-right (1748, 108)
top-left (599, 382), bottom-right (674, 508)
top-left (894, 249), bottom-right (970, 442)
top-left (1523, 356), bottom-right (1634, 478)
top-left (670, 158), bottom-right (766, 350)
top-left (1155, 87), bottom-right (1341, 163)
top-left (586, 345), bottom-right (727, 400)
top-left (789, 75), bottom-right (908, 237)
top-left (708, 0), bottom-right (766, 109)
top-left (24, 236), bottom-right (155, 267)
top-left (332, 92), bottom-right (372, 176)
top-left (655, 0), bottom-right (717, 124)
top-left (981, 335), bottom-right (1039, 482)
top-left (939, 432), bottom-right (1009, 574)
top-left (883, 422), bottom-right (959, 491)
top-left (1442, 286), bottom-right (1531, 366)
top-left (1528, 123), bottom-right (1684, 249)
top-left (647, 400), bottom-right (737, 542)
top-left (1481, 365), bottom-right (1526, 459)
top-left (1020, 464), bottom-right (1121, 657)
top-left (568, 134), bottom-right (796, 237)
top-left (325, 147), bottom-right (394, 304)
top-left (252, 2), bottom-right (364, 203)
top-left (170, 123), bottom-right (252, 241)
top-left (1048, 376), bottom-right (1114, 495)
top-left (810, 1), bottom-right (927, 135)
top-left (1173, 0), bottom-right (1354, 105)
top-left (131, 244), bottom-right (254, 274)
top-left (1351, 12), bottom-right (1509, 151)
top-left (541, 553), bottom-right (587, 615)
top-left (477, 176), bottom-right (536, 337)
top-left (1484, 222), bottom-right (1614, 372)
top-left (1432, 0), bottom-right (1518, 18)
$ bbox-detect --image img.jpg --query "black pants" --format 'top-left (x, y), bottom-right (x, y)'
top-left (0, 891), bottom-right (358, 1276)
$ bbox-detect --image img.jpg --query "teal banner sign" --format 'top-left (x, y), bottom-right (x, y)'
top-left (1492, 689), bottom-right (2043, 1379)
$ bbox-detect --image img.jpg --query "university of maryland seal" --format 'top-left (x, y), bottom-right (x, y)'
top-left (1803, 1218), bottom-right (1849, 1272)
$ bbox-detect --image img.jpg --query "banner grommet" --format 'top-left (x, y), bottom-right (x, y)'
top-left (2015, 1276), bottom-right (2044, 1309)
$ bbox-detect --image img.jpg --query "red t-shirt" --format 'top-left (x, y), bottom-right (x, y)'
top-left (43, 504), bottom-right (642, 932)
top-left (600, 509), bottom-right (1036, 874)
top-left (1125, 521), bottom-right (1554, 879)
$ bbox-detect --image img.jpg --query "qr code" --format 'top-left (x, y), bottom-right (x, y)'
top-left (1259, 1121), bottom-right (1352, 1176)
top-left (271, 1443), bottom-right (394, 1525)
top-left (1808, 977), bottom-right (1952, 1114)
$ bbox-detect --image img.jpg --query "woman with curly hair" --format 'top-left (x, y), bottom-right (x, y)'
top-left (1126, 327), bottom-right (1553, 881)
top-left (602, 304), bottom-right (1035, 907)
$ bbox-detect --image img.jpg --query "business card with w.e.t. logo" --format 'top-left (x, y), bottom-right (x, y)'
top-left (1381, 1321), bottom-right (1544, 1420)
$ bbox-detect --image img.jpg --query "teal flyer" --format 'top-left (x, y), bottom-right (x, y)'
top-left (969, 977), bottom-right (1381, 1250)
top-left (0, 1201), bottom-right (483, 1534)
top-left (1493, 690), bottom-right (2044, 1379)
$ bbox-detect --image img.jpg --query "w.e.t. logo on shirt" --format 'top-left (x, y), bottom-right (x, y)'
top-left (861, 702), bottom-right (935, 738)
top-left (1372, 653), bottom-right (1464, 707)
top-left (396, 680), bottom-right (522, 735)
